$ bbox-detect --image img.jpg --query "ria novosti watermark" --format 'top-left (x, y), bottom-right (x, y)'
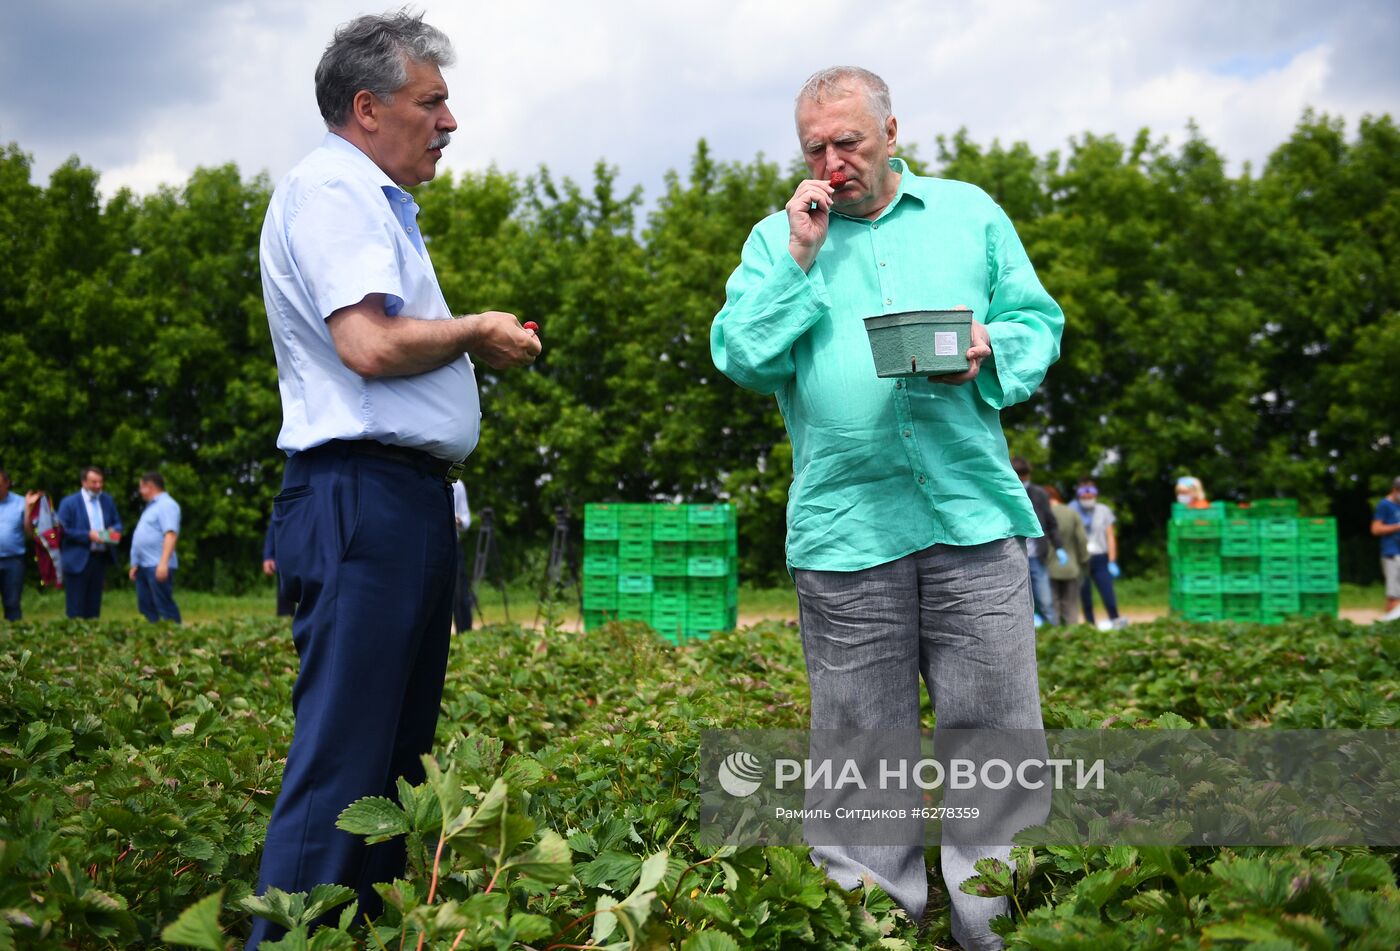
top-left (721, 750), bottom-right (1104, 795)
top-left (700, 728), bottom-right (1400, 848)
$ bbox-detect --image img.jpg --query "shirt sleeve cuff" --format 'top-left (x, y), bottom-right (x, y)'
top-left (975, 322), bottom-right (1027, 410)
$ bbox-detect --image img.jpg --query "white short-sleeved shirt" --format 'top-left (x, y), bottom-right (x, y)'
top-left (260, 132), bottom-right (480, 461)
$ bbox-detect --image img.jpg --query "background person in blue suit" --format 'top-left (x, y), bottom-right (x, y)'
top-left (57, 466), bottom-right (122, 619)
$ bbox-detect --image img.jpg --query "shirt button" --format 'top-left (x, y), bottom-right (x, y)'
top-left (406, 226), bottom-right (414, 233)
top-left (894, 380), bottom-right (903, 389)
top-left (879, 261), bottom-right (887, 267)
top-left (918, 475), bottom-right (926, 484)
top-left (873, 223), bottom-right (880, 230)
top-left (401, 196), bottom-right (408, 203)
top-left (885, 298), bottom-right (892, 306)
top-left (903, 429), bottom-right (912, 438)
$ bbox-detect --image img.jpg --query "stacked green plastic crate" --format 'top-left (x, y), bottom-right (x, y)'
top-left (581, 503), bottom-right (739, 642)
top-left (1168, 499), bottom-right (1339, 622)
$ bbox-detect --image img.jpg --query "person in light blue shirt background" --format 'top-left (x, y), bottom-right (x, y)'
top-left (128, 470), bottom-right (181, 624)
top-left (1371, 476), bottom-right (1400, 622)
top-left (0, 467), bottom-right (40, 621)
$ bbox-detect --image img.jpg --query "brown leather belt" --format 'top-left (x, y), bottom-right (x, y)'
top-left (322, 439), bottom-right (465, 483)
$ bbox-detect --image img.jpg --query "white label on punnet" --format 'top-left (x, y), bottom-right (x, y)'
top-left (934, 332), bottom-right (959, 356)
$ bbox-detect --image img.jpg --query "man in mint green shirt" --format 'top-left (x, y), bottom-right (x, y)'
top-left (711, 67), bottom-right (1062, 949)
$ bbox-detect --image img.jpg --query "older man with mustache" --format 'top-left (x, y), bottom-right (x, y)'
top-left (249, 10), bottom-right (540, 946)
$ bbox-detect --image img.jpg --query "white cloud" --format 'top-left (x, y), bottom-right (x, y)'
top-left (101, 149), bottom-right (190, 197)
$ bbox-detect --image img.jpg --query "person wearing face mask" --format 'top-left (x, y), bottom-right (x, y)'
top-left (1071, 481), bottom-right (1124, 630)
top-left (1175, 476), bottom-right (1209, 510)
top-left (1011, 457), bottom-right (1067, 625)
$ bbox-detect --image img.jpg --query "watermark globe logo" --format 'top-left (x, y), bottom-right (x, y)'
top-left (717, 751), bottom-right (764, 798)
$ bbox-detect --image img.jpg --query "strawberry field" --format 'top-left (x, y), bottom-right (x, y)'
top-left (3, 615), bottom-right (1399, 949)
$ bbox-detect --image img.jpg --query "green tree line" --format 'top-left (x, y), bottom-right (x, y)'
top-left (1, 110), bottom-right (1396, 589)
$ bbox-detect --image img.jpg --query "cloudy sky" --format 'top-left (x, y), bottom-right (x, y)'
top-left (2, 0), bottom-right (1397, 203)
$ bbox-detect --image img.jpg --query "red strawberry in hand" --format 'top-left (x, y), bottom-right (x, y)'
top-left (828, 171), bottom-right (848, 189)
top-left (523, 321), bottom-right (539, 332)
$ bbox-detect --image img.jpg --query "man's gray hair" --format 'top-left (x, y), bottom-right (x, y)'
top-left (315, 8), bottom-right (455, 128)
top-left (795, 66), bottom-right (893, 124)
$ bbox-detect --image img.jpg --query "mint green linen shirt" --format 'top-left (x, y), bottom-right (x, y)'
top-left (711, 159), bottom-right (1063, 572)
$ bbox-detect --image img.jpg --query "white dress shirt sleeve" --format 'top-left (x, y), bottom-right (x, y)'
top-left (289, 177), bottom-right (409, 319)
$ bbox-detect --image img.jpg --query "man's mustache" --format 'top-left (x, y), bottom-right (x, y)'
top-left (429, 131), bottom-right (451, 150)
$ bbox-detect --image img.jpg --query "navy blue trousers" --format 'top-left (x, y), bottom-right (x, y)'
top-left (134, 566), bottom-right (181, 623)
top-left (64, 558), bottom-right (108, 618)
top-left (0, 555), bottom-right (23, 620)
top-left (248, 447), bottom-right (456, 947)
top-left (1079, 553), bottom-right (1120, 623)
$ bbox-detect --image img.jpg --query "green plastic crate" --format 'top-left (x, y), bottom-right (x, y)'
top-left (1261, 572), bottom-right (1298, 593)
top-left (651, 505), bottom-right (689, 541)
top-left (653, 575), bottom-right (687, 596)
top-left (582, 553), bottom-right (618, 576)
top-left (1298, 536), bottom-right (1338, 555)
top-left (687, 522), bottom-right (732, 542)
top-left (1221, 519), bottom-right (1260, 556)
top-left (688, 555), bottom-right (732, 578)
top-left (1178, 593), bottom-right (1223, 620)
top-left (1298, 553), bottom-right (1337, 574)
top-left (1221, 555), bottom-right (1261, 575)
top-left (617, 556), bottom-right (652, 575)
top-left (1298, 571), bottom-right (1339, 593)
top-left (1173, 573), bottom-right (1222, 594)
top-left (1221, 573), bottom-right (1261, 593)
top-left (1298, 516), bottom-right (1336, 539)
top-left (1299, 593), bottom-right (1339, 616)
top-left (652, 591), bottom-right (687, 613)
top-left (651, 542), bottom-right (688, 576)
top-left (617, 503), bottom-right (653, 524)
top-left (619, 537), bottom-right (653, 559)
top-left (688, 503), bottom-right (734, 525)
top-left (1174, 538), bottom-right (1221, 561)
top-left (1172, 502), bottom-right (1228, 520)
top-left (649, 611), bottom-right (686, 642)
top-left (687, 606), bottom-right (736, 631)
top-left (688, 596), bottom-right (737, 614)
top-left (1259, 536), bottom-right (1298, 556)
top-left (618, 593), bottom-right (652, 619)
top-left (583, 504), bottom-right (620, 540)
top-left (1175, 518), bottom-right (1223, 540)
top-left (582, 588), bottom-right (618, 610)
top-left (688, 576), bottom-right (738, 599)
top-left (1262, 591), bottom-right (1301, 615)
top-left (1259, 518), bottom-right (1299, 539)
top-left (1222, 592), bottom-right (1262, 620)
top-left (687, 540), bottom-right (729, 559)
top-left (1174, 555), bottom-right (1222, 575)
top-left (583, 609), bottom-right (611, 630)
top-left (1261, 554), bottom-right (1298, 574)
top-left (617, 574), bottom-right (654, 594)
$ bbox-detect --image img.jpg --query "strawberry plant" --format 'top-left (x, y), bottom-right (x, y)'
top-left (3, 615), bottom-right (1398, 948)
